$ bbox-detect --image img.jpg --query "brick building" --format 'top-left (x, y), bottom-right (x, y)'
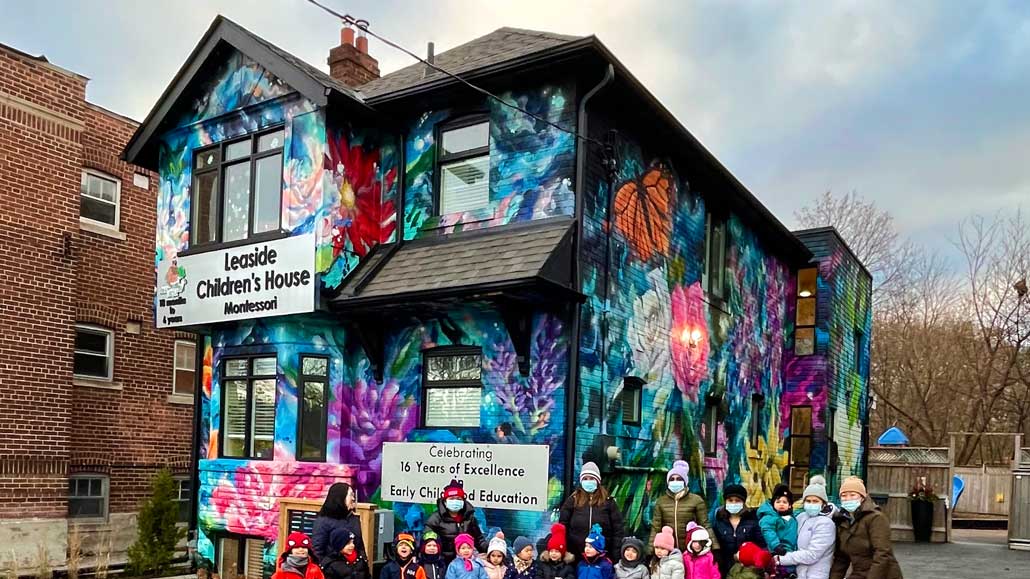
top-left (0, 43), bottom-right (194, 571)
top-left (124, 17), bottom-right (872, 576)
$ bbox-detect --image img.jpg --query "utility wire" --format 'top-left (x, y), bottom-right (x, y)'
top-left (306, 0), bottom-right (607, 147)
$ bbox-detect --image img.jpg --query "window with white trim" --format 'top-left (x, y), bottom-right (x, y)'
top-left (423, 348), bottom-right (482, 428)
top-left (437, 119), bottom-right (490, 215)
top-left (174, 476), bottom-right (192, 522)
top-left (80, 169), bottom-right (120, 228)
top-left (74, 325), bottom-right (113, 380)
top-left (222, 356), bottom-right (276, 459)
top-left (68, 474), bottom-right (108, 518)
top-left (218, 536), bottom-right (265, 579)
top-left (173, 340), bottom-right (196, 396)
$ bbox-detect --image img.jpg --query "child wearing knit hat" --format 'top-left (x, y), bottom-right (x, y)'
top-left (648, 527), bottom-right (683, 579)
top-left (482, 536), bottom-right (508, 579)
top-left (382, 533), bottom-right (419, 579)
top-left (539, 524), bottom-right (575, 579)
top-left (418, 531), bottom-right (446, 579)
top-left (681, 522), bottom-right (719, 579)
top-left (505, 537), bottom-right (538, 579)
top-left (322, 529), bottom-right (370, 579)
top-left (757, 484), bottom-right (798, 556)
top-left (727, 542), bottom-right (773, 579)
top-left (613, 537), bottom-right (648, 579)
top-left (446, 535), bottom-right (488, 579)
top-left (272, 532), bottom-right (324, 579)
top-left (577, 525), bottom-right (613, 579)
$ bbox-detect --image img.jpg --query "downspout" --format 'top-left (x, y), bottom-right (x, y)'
top-left (564, 64), bottom-right (615, 500)
top-left (188, 333), bottom-right (205, 544)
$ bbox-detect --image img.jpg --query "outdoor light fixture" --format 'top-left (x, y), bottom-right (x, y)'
top-left (799, 290), bottom-right (813, 298)
top-left (679, 327), bottom-right (703, 346)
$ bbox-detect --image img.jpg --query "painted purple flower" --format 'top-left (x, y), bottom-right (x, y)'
top-left (487, 315), bottom-right (566, 436)
top-left (338, 377), bottom-right (418, 497)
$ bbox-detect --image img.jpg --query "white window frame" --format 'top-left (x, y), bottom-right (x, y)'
top-left (173, 475), bottom-right (191, 523)
top-left (422, 347), bottom-right (483, 428)
top-left (80, 168), bottom-right (121, 230)
top-left (173, 340), bottom-right (197, 397)
top-left (68, 473), bottom-right (109, 520)
top-left (437, 118), bottom-right (491, 216)
top-left (74, 324), bottom-right (114, 381)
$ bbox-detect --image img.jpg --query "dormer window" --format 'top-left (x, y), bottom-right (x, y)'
top-left (437, 118), bottom-right (490, 215)
top-left (192, 126), bottom-right (284, 246)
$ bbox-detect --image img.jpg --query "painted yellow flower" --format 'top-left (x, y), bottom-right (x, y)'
top-left (740, 409), bottom-right (789, 509)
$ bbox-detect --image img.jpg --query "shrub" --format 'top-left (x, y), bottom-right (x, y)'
top-left (127, 469), bottom-right (187, 576)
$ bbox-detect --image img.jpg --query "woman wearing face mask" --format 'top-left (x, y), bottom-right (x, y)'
top-left (646, 461), bottom-right (716, 555)
top-left (829, 477), bottom-right (902, 579)
top-left (559, 462), bottom-right (625, 558)
top-left (426, 479), bottom-right (496, 562)
top-left (775, 476), bottom-right (836, 579)
top-left (312, 483), bottom-right (365, 562)
top-left (711, 483), bottom-right (764, 576)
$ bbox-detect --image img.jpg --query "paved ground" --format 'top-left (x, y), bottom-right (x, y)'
top-left (894, 530), bottom-right (1030, 578)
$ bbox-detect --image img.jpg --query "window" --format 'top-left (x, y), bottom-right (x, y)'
top-left (788, 405), bottom-right (813, 495)
top-left (192, 127), bottom-right (285, 246)
top-left (298, 356), bottom-right (329, 462)
top-left (81, 169), bottom-right (120, 228)
top-left (703, 213), bottom-right (727, 298)
top-left (219, 536), bottom-right (266, 579)
top-left (622, 377), bottom-right (644, 426)
top-left (853, 329), bottom-right (865, 374)
top-left (437, 119), bottom-right (490, 215)
top-left (74, 325), bottom-right (113, 380)
top-left (222, 356), bottom-right (277, 459)
top-left (749, 395), bottom-right (765, 448)
top-left (795, 268), bottom-right (817, 356)
top-left (701, 397), bottom-right (720, 456)
top-left (68, 475), bottom-right (108, 518)
top-left (174, 476), bottom-right (192, 523)
top-left (422, 347), bottom-right (483, 428)
top-left (174, 340), bottom-right (196, 396)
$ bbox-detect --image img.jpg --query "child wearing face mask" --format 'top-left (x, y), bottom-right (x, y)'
top-left (272, 532), bottom-right (324, 579)
top-left (427, 480), bottom-right (496, 562)
top-left (711, 484), bottom-right (764, 576)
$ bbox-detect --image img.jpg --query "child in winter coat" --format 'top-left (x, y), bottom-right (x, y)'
top-left (382, 533), bottom-right (420, 579)
top-left (681, 522), bottom-right (719, 579)
top-left (776, 476), bottom-right (836, 579)
top-left (577, 525), bottom-right (614, 579)
top-left (613, 538), bottom-right (648, 579)
top-left (419, 531), bottom-right (447, 579)
top-left (758, 485), bottom-right (799, 556)
top-left (482, 536), bottom-right (509, 579)
top-left (539, 524), bottom-right (575, 579)
top-left (506, 537), bottom-right (539, 579)
top-left (447, 534), bottom-right (489, 579)
top-left (648, 527), bottom-right (683, 579)
top-left (727, 542), bottom-right (773, 579)
top-left (322, 529), bottom-right (370, 579)
top-left (272, 532), bottom-right (325, 579)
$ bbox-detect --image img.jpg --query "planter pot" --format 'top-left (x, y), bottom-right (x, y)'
top-left (910, 499), bottom-right (934, 542)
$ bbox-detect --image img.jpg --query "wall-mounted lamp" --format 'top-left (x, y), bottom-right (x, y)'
top-left (679, 328), bottom-right (703, 348)
top-left (799, 290), bottom-right (813, 298)
top-left (606, 445), bottom-right (622, 466)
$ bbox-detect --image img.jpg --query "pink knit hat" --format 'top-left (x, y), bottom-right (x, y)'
top-left (455, 533), bottom-right (475, 552)
top-left (653, 526), bottom-right (675, 551)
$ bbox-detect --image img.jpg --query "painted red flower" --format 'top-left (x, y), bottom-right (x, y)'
top-left (325, 132), bottom-right (397, 259)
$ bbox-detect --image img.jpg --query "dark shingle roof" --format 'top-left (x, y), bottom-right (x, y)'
top-left (335, 218), bottom-right (575, 302)
top-left (359, 27), bottom-right (581, 98)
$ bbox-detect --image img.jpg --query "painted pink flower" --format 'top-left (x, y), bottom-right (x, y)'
top-left (670, 282), bottom-right (709, 401)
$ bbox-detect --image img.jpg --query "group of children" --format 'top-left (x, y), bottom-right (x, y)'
top-left (269, 484), bottom-right (809, 579)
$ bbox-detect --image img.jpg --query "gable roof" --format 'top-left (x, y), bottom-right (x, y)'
top-left (123, 15), bottom-right (374, 169)
top-left (359, 27), bottom-right (582, 99)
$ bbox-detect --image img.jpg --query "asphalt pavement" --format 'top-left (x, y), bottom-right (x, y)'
top-left (893, 530), bottom-right (1030, 578)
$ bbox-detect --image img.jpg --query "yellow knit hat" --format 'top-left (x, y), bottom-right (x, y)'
top-left (839, 476), bottom-right (867, 497)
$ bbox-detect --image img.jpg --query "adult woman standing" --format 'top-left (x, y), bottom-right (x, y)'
top-left (646, 461), bottom-right (715, 554)
top-left (829, 477), bottom-right (902, 579)
top-left (426, 479), bottom-right (495, 561)
top-left (711, 483), bottom-right (764, 576)
top-left (776, 476), bottom-right (836, 579)
top-left (312, 482), bottom-right (364, 562)
top-left (559, 462), bottom-right (625, 557)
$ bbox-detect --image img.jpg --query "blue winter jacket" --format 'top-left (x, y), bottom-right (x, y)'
top-left (756, 502), bottom-right (798, 553)
top-left (446, 558), bottom-right (490, 579)
top-left (576, 556), bottom-right (613, 579)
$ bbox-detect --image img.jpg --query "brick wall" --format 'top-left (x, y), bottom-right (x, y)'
top-left (0, 42), bottom-right (194, 566)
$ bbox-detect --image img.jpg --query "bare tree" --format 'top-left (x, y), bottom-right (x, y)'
top-left (795, 190), bottom-right (916, 305)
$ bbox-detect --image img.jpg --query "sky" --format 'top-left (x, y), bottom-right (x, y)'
top-left (2, 0), bottom-right (1028, 262)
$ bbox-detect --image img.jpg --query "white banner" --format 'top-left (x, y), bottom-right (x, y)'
top-left (156, 234), bottom-right (316, 328)
top-left (381, 442), bottom-right (550, 511)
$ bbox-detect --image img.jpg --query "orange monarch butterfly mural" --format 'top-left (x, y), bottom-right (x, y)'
top-left (612, 163), bottom-right (677, 262)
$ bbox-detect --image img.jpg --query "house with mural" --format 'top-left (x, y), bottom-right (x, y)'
top-left (124, 16), bottom-right (871, 578)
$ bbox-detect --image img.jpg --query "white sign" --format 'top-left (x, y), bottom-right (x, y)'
top-left (156, 234), bottom-right (316, 328)
top-left (381, 442), bottom-right (549, 511)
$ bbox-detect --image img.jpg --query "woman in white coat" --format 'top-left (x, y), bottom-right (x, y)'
top-left (775, 476), bottom-right (836, 579)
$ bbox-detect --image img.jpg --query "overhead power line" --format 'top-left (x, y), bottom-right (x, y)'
top-left (305, 0), bottom-right (606, 147)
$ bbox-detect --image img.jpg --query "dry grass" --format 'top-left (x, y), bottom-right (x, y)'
top-left (6, 550), bottom-right (18, 579)
top-left (33, 544), bottom-right (49, 579)
top-left (94, 539), bottom-right (111, 579)
top-left (67, 528), bottom-right (82, 579)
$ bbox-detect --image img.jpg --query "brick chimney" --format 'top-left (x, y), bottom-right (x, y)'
top-left (328, 24), bottom-right (380, 87)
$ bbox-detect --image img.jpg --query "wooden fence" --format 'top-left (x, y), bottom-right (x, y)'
top-left (954, 465), bottom-right (1011, 516)
top-left (867, 446), bottom-right (951, 543)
